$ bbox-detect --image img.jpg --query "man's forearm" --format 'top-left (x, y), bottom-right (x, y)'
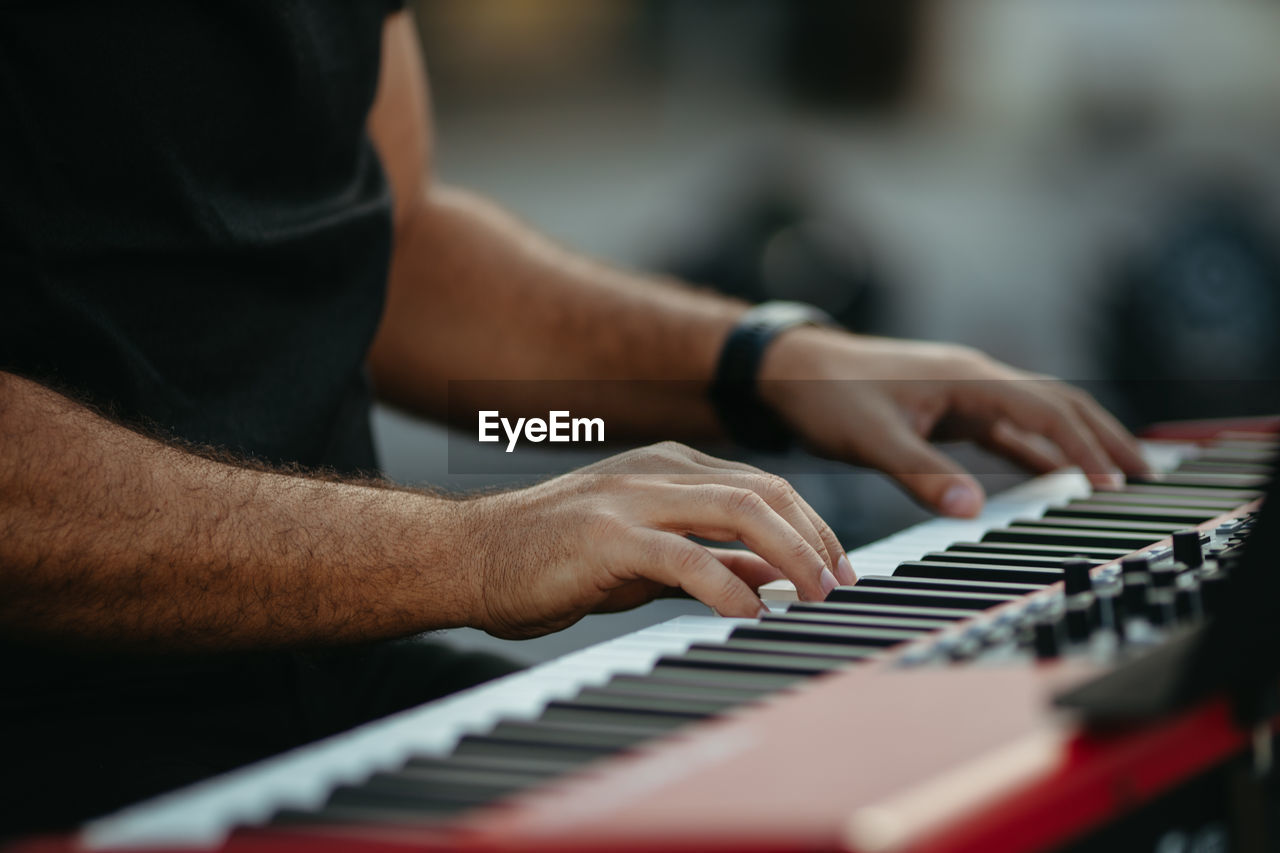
top-left (368, 185), bottom-right (746, 439)
top-left (0, 373), bottom-right (475, 652)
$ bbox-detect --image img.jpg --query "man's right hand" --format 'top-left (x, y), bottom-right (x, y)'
top-left (457, 442), bottom-right (853, 639)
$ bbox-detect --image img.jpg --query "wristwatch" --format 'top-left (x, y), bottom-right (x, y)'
top-left (709, 300), bottom-right (836, 452)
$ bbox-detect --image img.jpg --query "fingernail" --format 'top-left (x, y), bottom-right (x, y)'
top-left (1102, 468), bottom-right (1125, 490)
top-left (941, 483), bottom-right (981, 517)
top-left (837, 554), bottom-right (857, 585)
top-left (819, 568), bottom-right (839, 596)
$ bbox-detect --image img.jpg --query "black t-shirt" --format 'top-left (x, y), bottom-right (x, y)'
top-left (0, 0), bottom-right (403, 472)
top-left (0, 2), bottom-right (417, 831)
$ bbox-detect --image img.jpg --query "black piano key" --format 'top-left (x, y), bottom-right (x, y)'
top-left (731, 621), bottom-right (923, 648)
top-left (894, 560), bottom-right (1061, 586)
top-left (983, 526), bottom-right (1162, 551)
top-left (946, 541), bottom-right (1132, 560)
top-left (484, 720), bottom-right (659, 749)
top-left (536, 704), bottom-right (699, 730)
top-left (1006, 516), bottom-right (1186, 535)
top-left (1043, 504), bottom-right (1216, 525)
top-left (855, 575), bottom-right (1043, 597)
top-left (919, 550), bottom-right (1097, 569)
top-left (640, 665), bottom-right (809, 692)
top-left (560, 687), bottom-right (738, 716)
top-left (272, 801), bottom-right (460, 826)
top-left (711, 637), bottom-right (884, 659)
top-left (545, 696), bottom-right (726, 722)
top-left (656, 648), bottom-right (854, 676)
top-left (599, 676), bottom-right (778, 701)
top-left (1177, 460), bottom-right (1274, 474)
top-left (824, 584), bottom-right (1020, 610)
top-left (453, 735), bottom-right (620, 763)
top-left (763, 610), bottom-right (954, 632)
top-left (332, 771), bottom-right (529, 807)
top-left (402, 753), bottom-right (579, 778)
top-left (1194, 449), bottom-right (1277, 464)
top-left (786, 600), bottom-right (977, 620)
top-left (1127, 473), bottom-right (1268, 490)
top-left (1121, 484), bottom-right (1261, 502)
top-left (1065, 493), bottom-right (1241, 510)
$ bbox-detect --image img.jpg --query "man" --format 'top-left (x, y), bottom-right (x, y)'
top-left (0, 3), bottom-right (1150, 836)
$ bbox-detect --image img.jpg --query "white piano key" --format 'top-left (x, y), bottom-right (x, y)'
top-left (82, 615), bottom-right (742, 850)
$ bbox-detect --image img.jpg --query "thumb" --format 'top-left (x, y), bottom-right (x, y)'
top-left (867, 431), bottom-right (985, 518)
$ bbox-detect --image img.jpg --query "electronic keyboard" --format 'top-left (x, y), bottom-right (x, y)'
top-left (46, 425), bottom-right (1279, 853)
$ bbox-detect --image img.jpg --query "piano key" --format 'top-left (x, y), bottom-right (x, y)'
top-left (894, 560), bottom-right (1061, 586)
top-left (855, 575), bottom-right (1045, 597)
top-left (536, 704), bottom-right (702, 730)
top-left (1042, 504), bottom-right (1216, 525)
top-left (482, 720), bottom-right (673, 751)
top-left (1177, 460), bottom-right (1274, 474)
top-left (786, 600), bottom-right (977, 621)
top-left (453, 735), bottom-right (620, 763)
top-left (1193, 448), bottom-right (1277, 463)
top-left (1127, 472), bottom-right (1269, 489)
top-left (1120, 483), bottom-right (1262, 502)
top-left (731, 621), bottom-right (924, 648)
top-left (918, 550), bottom-right (1098, 569)
top-left (945, 541), bottom-right (1133, 560)
top-left (584, 681), bottom-right (769, 706)
top-left (656, 648), bottom-right (857, 675)
top-left (762, 611), bottom-right (954, 632)
top-left (639, 666), bottom-right (809, 693)
top-left (982, 526), bottom-right (1163, 550)
top-left (272, 800), bottom-right (459, 826)
top-left (1006, 516), bottom-right (1188, 534)
top-left (329, 772), bottom-right (528, 808)
top-left (401, 753), bottom-right (577, 779)
top-left (824, 584), bottom-right (1021, 610)
top-left (711, 637), bottom-right (887, 658)
top-left (1063, 493), bottom-right (1242, 510)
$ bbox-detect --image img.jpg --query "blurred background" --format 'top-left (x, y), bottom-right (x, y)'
top-left (373, 0), bottom-right (1280, 664)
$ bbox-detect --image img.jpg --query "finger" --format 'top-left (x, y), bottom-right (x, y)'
top-left (706, 546), bottom-right (788, 589)
top-left (687, 454), bottom-right (847, 577)
top-left (790, 492), bottom-right (854, 584)
top-left (1065, 392), bottom-right (1155, 479)
top-left (979, 419), bottom-right (1067, 475)
top-left (654, 483), bottom-right (835, 601)
top-left (856, 424), bottom-right (986, 518)
top-left (632, 533), bottom-right (765, 618)
top-left (991, 386), bottom-right (1124, 490)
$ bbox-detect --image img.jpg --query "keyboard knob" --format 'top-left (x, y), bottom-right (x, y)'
top-left (1033, 617), bottom-right (1060, 659)
top-left (1172, 529), bottom-right (1204, 568)
top-left (1062, 559), bottom-right (1093, 595)
top-left (1065, 600), bottom-right (1093, 643)
top-left (1120, 555), bottom-right (1150, 577)
top-left (1174, 583), bottom-right (1201, 624)
top-left (1121, 571), bottom-right (1150, 615)
top-left (1149, 564), bottom-right (1178, 589)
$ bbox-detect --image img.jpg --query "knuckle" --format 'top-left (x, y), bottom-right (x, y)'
top-left (787, 536), bottom-right (817, 566)
top-left (652, 440), bottom-right (690, 458)
top-left (713, 573), bottom-right (748, 608)
top-left (666, 542), bottom-right (709, 579)
top-left (754, 473), bottom-right (791, 503)
top-left (725, 487), bottom-right (767, 518)
top-left (584, 510), bottom-right (628, 542)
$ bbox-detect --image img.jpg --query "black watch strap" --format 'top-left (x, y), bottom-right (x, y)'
top-left (709, 301), bottom-right (835, 452)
